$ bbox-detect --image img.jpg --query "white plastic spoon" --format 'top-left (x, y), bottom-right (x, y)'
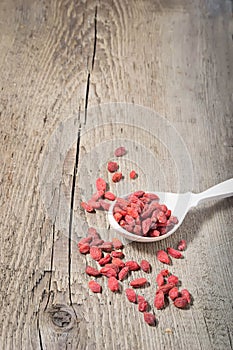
top-left (108, 178), bottom-right (233, 242)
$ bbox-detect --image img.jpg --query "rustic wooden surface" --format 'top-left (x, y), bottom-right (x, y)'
top-left (0, 0), bottom-right (233, 349)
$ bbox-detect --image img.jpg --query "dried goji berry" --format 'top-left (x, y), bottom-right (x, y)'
top-left (89, 238), bottom-right (104, 247)
top-left (81, 202), bottom-right (95, 213)
top-left (114, 146), bottom-right (126, 157)
top-left (180, 289), bottom-right (191, 303)
top-left (154, 290), bottom-right (165, 309)
top-left (100, 266), bottom-right (117, 278)
top-left (140, 260), bottom-right (151, 273)
top-left (105, 263), bottom-right (120, 273)
top-left (107, 161), bottom-right (118, 172)
top-left (90, 246), bottom-right (102, 261)
top-left (78, 236), bottom-right (92, 247)
top-left (99, 242), bottom-right (113, 252)
top-left (113, 212), bottom-right (122, 222)
top-left (156, 250), bottom-right (170, 264)
top-left (112, 172), bottom-right (123, 183)
top-left (87, 227), bottom-right (100, 238)
top-left (160, 269), bottom-right (170, 277)
top-left (111, 257), bottom-right (125, 269)
top-left (91, 190), bottom-right (104, 201)
top-left (158, 283), bottom-right (175, 294)
top-left (85, 266), bottom-right (101, 277)
top-left (125, 288), bottom-right (137, 303)
top-left (96, 178), bottom-right (107, 192)
top-left (133, 190), bottom-right (145, 197)
top-left (167, 247), bottom-right (183, 259)
top-left (174, 297), bottom-right (188, 309)
top-left (125, 261), bottom-right (140, 271)
top-left (130, 278), bottom-right (147, 288)
top-left (87, 200), bottom-right (101, 209)
top-left (112, 238), bottom-right (123, 250)
top-left (98, 200), bottom-right (111, 211)
top-left (78, 243), bottom-right (90, 254)
top-left (167, 275), bottom-right (179, 286)
top-left (156, 273), bottom-right (165, 286)
top-left (142, 218), bottom-right (152, 235)
top-left (118, 266), bottom-right (130, 281)
top-left (143, 312), bottom-right (156, 326)
top-left (130, 170), bottom-right (137, 179)
top-left (104, 191), bottom-right (116, 201)
top-left (98, 254), bottom-right (112, 266)
top-left (168, 287), bottom-right (179, 301)
top-left (108, 276), bottom-right (119, 292)
top-left (138, 299), bottom-right (148, 312)
top-left (88, 280), bottom-right (102, 293)
top-left (178, 239), bottom-right (187, 251)
top-left (111, 251), bottom-right (124, 259)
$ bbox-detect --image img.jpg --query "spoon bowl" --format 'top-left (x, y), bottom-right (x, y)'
top-left (108, 178), bottom-right (233, 242)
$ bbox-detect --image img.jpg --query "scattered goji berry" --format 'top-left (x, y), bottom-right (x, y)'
top-left (78, 236), bottom-right (92, 247)
top-left (78, 243), bottom-right (90, 254)
top-left (96, 178), bottom-right (107, 192)
top-left (112, 257), bottom-right (125, 269)
top-left (87, 227), bottom-right (100, 238)
top-left (112, 238), bottom-right (123, 250)
top-left (85, 266), bottom-right (101, 277)
top-left (87, 200), bottom-right (101, 209)
top-left (156, 250), bottom-right (170, 264)
top-left (100, 266), bottom-right (117, 278)
top-left (108, 276), bottom-right (119, 292)
top-left (91, 190), bottom-right (104, 201)
top-left (160, 269), bottom-right (170, 277)
top-left (89, 238), bottom-right (104, 247)
top-left (107, 161), bottom-right (118, 172)
top-left (138, 299), bottom-right (148, 312)
top-left (118, 266), bottom-right (130, 281)
top-left (104, 191), bottom-right (116, 201)
top-left (167, 275), bottom-right (179, 286)
top-left (158, 283), bottom-right (176, 294)
top-left (156, 273), bottom-right (165, 286)
top-left (168, 287), bottom-right (179, 301)
top-left (130, 170), bottom-right (137, 179)
top-left (81, 202), bottom-right (95, 213)
top-left (181, 289), bottom-right (191, 303)
top-left (90, 246), bottom-right (102, 261)
top-left (154, 290), bottom-right (165, 309)
top-left (167, 247), bottom-right (183, 259)
top-left (125, 288), bottom-right (137, 303)
top-left (98, 199), bottom-right (111, 211)
top-left (140, 260), bottom-right (151, 273)
top-left (143, 312), bottom-right (156, 326)
top-left (114, 146), bottom-right (126, 157)
top-left (178, 239), bottom-right (187, 251)
top-left (99, 242), bottom-right (113, 252)
top-left (130, 278), bottom-right (147, 288)
top-left (125, 261), bottom-right (140, 271)
top-left (112, 172), bottom-right (123, 183)
top-left (105, 263), bottom-right (120, 273)
top-left (88, 280), bottom-right (102, 293)
top-left (174, 297), bottom-right (188, 309)
top-left (111, 251), bottom-right (125, 259)
top-left (98, 254), bottom-right (112, 266)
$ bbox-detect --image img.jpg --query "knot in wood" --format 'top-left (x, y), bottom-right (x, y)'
top-left (48, 304), bottom-right (75, 331)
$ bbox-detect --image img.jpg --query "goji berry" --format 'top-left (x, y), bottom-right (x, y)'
top-left (88, 280), bottom-right (102, 293)
top-left (78, 236), bottom-right (92, 247)
top-left (112, 238), bottom-right (123, 250)
top-left (158, 283), bottom-right (175, 294)
top-left (143, 312), bottom-right (156, 326)
top-left (178, 239), bottom-right (187, 251)
top-left (142, 218), bottom-right (152, 235)
top-left (100, 266), bottom-right (117, 278)
top-left (133, 190), bottom-right (145, 197)
top-left (114, 146), bottom-right (126, 157)
top-left (168, 287), bottom-right (179, 301)
top-left (108, 276), bottom-right (119, 292)
top-left (111, 251), bottom-right (124, 259)
top-left (156, 250), bottom-right (170, 264)
top-left (104, 191), bottom-right (116, 201)
top-left (174, 297), bottom-right (188, 309)
top-left (105, 263), bottom-right (120, 273)
top-left (138, 299), bottom-right (148, 312)
top-left (130, 170), bottom-right (137, 179)
top-left (96, 178), bottom-right (107, 192)
top-left (85, 266), bottom-right (101, 277)
top-left (81, 202), bottom-right (95, 213)
top-left (130, 278), bottom-right (147, 288)
top-left (113, 258), bottom-right (125, 269)
top-left (87, 227), bottom-right (100, 239)
top-left (89, 238), bottom-right (104, 247)
top-left (91, 190), bottom-right (104, 201)
top-left (118, 266), bottom-right (130, 281)
top-left (154, 290), bottom-right (165, 309)
top-left (78, 243), bottom-right (90, 254)
top-left (140, 260), bottom-right (151, 273)
top-left (107, 161), bottom-right (118, 172)
top-left (98, 254), bottom-right (112, 266)
top-left (113, 212), bottom-right (122, 222)
top-left (125, 288), bottom-right (137, 303)
top-left (125, 261), bottom-right (140, 271)
top-left (167, 247), bottom-right (183, 259)
top-left (90, 246), bottom-right (102, 261)
top-left (160, 269), bottom-right (170, 277)
top-left (167, 275), bottom-right (179, 286)
top-left (112, 172), bottom-right (123, 183)
top-left (156, 273), bottom-right (165, 286)
top-left (181, 289), bottom-right (191, 303)
top-left (98, 200), bottom-right (111, 211)
top-left (87, 200), bottom-right (101, 209)
top-left (99, 242), bottom-right (113, 252)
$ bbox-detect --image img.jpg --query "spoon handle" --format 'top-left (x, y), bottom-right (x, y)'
top-left (191, 178), bottom-right (233, 207)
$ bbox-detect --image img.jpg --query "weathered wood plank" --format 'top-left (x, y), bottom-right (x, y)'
top-left (0, 0), bottom-right (232, 349)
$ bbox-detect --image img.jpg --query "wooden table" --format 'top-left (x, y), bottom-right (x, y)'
top-left (1, 1), bottom-right (232, 349)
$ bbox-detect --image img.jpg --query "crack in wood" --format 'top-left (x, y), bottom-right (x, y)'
top-left (37, 317), bottom-right (44, 350)
top-left (44, 223), bottom-right (55, 311)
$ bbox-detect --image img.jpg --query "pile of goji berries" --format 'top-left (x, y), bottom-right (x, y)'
top-left (79, 147), bottom-right (191, 327)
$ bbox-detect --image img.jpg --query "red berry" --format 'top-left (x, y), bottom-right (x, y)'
top-left (88, 280), bottom-right (102, 293)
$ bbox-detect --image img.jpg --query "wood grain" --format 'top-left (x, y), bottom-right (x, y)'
top-left (0, 0), bottom-right (232, 349)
